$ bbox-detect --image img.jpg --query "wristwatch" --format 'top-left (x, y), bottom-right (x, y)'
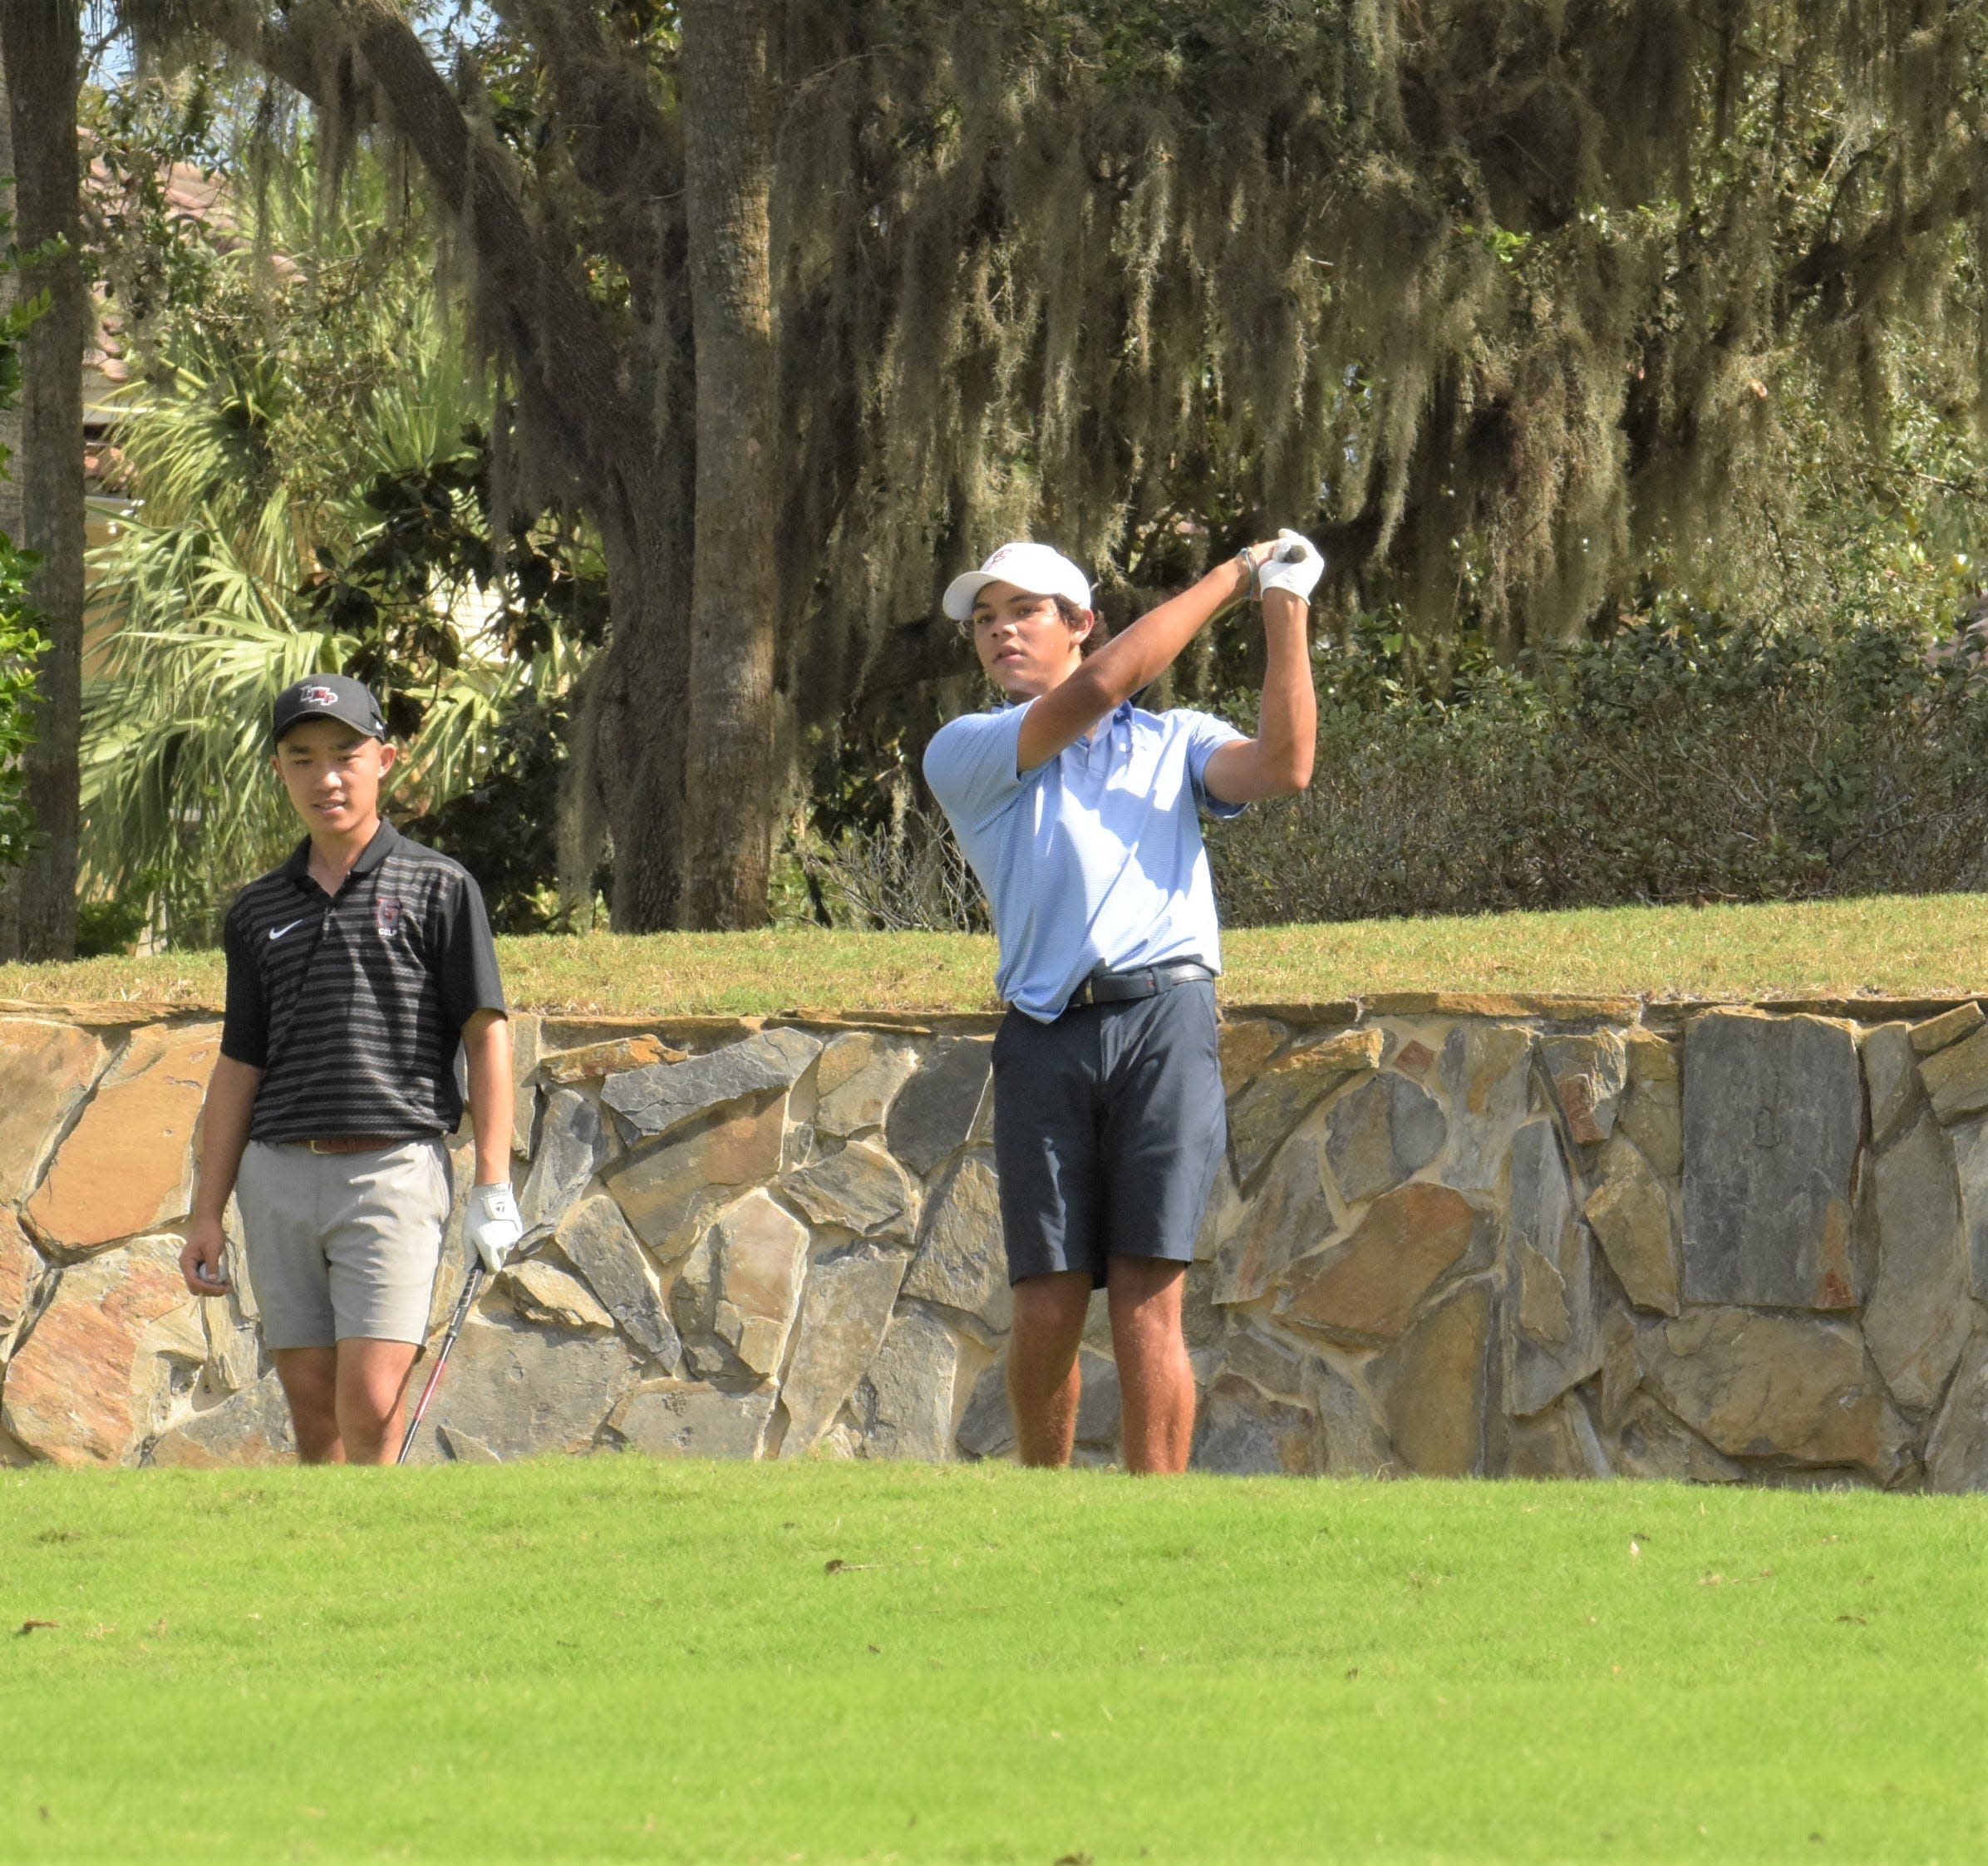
top-left (1233, 547), bottom-right (1262, 602)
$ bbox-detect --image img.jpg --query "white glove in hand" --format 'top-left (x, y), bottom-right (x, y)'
top-left (465, 1181), bottom-right (524, 1273)
top-left (1257, 528), bottom-right (1325, 602)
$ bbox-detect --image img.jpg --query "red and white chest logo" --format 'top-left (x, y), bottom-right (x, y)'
top-left (375, 896), bottom-right (403, 939)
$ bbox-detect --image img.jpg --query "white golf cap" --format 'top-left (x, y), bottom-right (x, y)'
top-left (942, 541), bottom-right (1091, 623)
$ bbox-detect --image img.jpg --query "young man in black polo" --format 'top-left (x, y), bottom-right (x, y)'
top-left (924, 534), bottom-right (1321, 1474)
top-left (179, 674), bottom-right (523, 1465)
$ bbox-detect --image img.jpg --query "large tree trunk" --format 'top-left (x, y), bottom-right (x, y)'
top-left (595, 492), bottom-right (692, 930)
top-left (0, 40), bottom-right (20, 552)
top-left (679, 0), bottom-right (778, 930)
top-left (0, 0), bottom-right (83, 961)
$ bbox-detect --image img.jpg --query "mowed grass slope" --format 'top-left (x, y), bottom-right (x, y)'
top-left (1, 1463), bottom-right (1981, 1864)
top-left (5, 892), bottom-right (1988, 1014)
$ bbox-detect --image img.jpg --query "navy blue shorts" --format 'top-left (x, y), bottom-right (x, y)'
top-left (991, 979), bottom-right (1227, 1287)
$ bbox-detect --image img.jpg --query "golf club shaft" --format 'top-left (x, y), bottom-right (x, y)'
top-left (1224, 539), bottom-right (1307, 617)
top-left (396, 1261), bottom-right (486, 1465)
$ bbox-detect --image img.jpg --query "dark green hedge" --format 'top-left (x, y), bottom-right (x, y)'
top-left (1207, 611), bottom-right (1988, 924)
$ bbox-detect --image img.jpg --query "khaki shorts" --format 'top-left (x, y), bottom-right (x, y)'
top-left (235, 1138), bottom-right (452, 1350)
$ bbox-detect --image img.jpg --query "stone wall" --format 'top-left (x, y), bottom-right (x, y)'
top-left (1, 994), bottom-right (1983, 1488)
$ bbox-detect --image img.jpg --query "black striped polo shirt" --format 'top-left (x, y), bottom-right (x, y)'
top-left (220, 820), bottom-right (506, 1143)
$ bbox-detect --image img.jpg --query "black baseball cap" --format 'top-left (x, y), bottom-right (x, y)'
top-left (272, 673), bottom-right (387, 745)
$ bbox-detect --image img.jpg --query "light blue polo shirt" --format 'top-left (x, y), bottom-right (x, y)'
top-left (923, 699), bottom-right (1247, 1021)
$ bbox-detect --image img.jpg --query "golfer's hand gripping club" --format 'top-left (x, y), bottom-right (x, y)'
top-left (1258, 528), bottom-right (1325, 601)
top-left (465, 1179), bottom-right (524, 1273)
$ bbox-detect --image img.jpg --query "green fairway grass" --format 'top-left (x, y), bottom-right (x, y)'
top-left (4, 891), bottom-right (1988, 1014)
top-left (0, 1464), bottom-right (1980, 1864)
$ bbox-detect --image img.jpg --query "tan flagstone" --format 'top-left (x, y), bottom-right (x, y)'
top-left (24, 1024), bottom-right (219, 1257)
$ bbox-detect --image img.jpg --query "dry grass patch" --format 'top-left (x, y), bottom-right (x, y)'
top-left (2, 893), bottom-right (1986, 1015)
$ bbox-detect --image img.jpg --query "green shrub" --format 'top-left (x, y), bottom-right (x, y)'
top-left (73, 889), bottom-right (154, 958)
top-left (0, 209), bottom-right (48, 885)
top-left (1205, 609), bottom-right (1988, 925)
top-left (0, 546), bottom-right (43, 883)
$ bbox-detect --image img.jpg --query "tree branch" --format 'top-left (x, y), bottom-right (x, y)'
top-left (188, 0), bottom-right (640, 500)
top-left (184, 0), bottom-right (374, 130)
top-left (327, 0), bottom-right (636, 492)
top-left (497, 0), bottom-right (682, 294)
top-left (1915, 470), bottom-right (1987, 505)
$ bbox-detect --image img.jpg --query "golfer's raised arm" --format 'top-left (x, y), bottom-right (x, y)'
top-left (1014, 547), bottom-right (1275, 772)
top-left (1202, 574), bottom-right (1320, 802)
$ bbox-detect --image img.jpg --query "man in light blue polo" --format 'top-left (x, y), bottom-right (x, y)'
top-left (924, 533), bottom-right (1322, 1472)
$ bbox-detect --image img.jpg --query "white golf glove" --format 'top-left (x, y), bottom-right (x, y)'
top-left (465, 1180), bottom-right (524, 1273)
top-left (1257, 528), bottom-right (1325, 602)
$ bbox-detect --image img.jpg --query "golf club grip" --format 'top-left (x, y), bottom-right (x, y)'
top-left (1274, 542), bottom-right (1306, 562)
top-left (396, 1262), bottom-right (487, 1465)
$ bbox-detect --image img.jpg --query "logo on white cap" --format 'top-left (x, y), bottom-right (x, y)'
top-left (942, 542), bottom-right (1092, 623)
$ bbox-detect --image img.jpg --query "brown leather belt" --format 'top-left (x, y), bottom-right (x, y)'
top-left (296, 1135), bottom-right (409, 1155)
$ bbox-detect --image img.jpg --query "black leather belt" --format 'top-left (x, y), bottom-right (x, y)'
top-left (1063, 960), bottom-right (1214, 1012)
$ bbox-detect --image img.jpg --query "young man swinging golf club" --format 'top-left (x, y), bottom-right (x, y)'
top-left (925, 531), bottom-right (1322, 1474)
top-left (178, 675), bottom-right (524, 1464)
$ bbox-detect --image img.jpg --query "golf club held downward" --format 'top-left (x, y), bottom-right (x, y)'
top-left (396, 1262), bottom-right (485, 1464)
top-left (395, 1223), bottom-right (552, 1465)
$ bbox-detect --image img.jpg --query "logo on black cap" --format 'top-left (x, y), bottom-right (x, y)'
top-left (272, 672), bottom-right (388, 745)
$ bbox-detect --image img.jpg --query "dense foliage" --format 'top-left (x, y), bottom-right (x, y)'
top-left (0, 538), bottom-right (43, 882)
top-left (110, 0), bottom-right (1987, 928)
top-left (0, 207), bottom-right (49, 886)
top-left (764, 0), bottom-right (1987, 652)
top-left (78, 125), bottom-right (598, 946)
top-left (44, 5), bottom-right (1981, 940)
top-left (1208, 606), bottom-right (1988, 925)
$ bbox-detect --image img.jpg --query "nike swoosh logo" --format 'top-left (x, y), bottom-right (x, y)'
top-left (268, 918), bottom-right (308, 941)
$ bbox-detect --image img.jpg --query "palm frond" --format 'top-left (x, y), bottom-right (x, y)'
top-left (81, 140), bottom-right (592, 944)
